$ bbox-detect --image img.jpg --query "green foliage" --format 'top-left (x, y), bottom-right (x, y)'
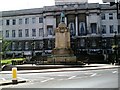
top-left (1, 39), bottom-right (11, 55)
top-left (1, 58), bottom-right (25, 65)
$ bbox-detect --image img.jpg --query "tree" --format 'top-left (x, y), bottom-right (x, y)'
top-left (0, 39), bottom-right (11, 58)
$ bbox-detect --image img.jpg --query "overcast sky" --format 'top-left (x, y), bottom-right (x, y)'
top-left (0, 0), bottom-right (103, 11)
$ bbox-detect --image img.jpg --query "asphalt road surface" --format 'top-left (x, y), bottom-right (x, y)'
top-left (1, 68), bottom-right (119, 88)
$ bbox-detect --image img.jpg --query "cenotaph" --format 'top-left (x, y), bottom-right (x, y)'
top-left (47, 12), bottom-right (76, 64)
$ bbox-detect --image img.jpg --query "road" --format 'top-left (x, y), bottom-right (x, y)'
top-left (0, 68), bottom-right (119, 88)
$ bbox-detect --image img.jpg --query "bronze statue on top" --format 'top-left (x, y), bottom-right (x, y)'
top-left (60, 11), bottom-right (65, 22)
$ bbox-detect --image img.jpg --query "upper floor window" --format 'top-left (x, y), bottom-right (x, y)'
top-left (78, 22), bottom-right (86, 35)
top-left (12, 19), bottom-right (16, 25)
top-left (101, 13), bottom-right (106, 20)
top-left (47, 26), bottom-right (53, 36)
top-left (109, 25), bottom-right (114, 33)
top-left (12, 30), bottom-right (16, 37)
top-left (118, 25), bottom-right (120, 33)
top-left (25, 18), bottom-right (29, 24)
top-left (25, 29), bottom-right (29, 37)
top-left (39, 18), bottom-right (43, 23)
top-left (32, 17), bottom-right (36, 24)
top-left (69, 22), bottom-right (75, 36)
top-left (101, 25), bottom-right (106, 34)
top-left (18, 29), bottom-right (22, 37)
top-left (19, 19), bottom-right (22, 24)
top-left (39, 28), bottom-right (44, 37)
top-left (91, 23), bottom-right (97, 34)
top-left (6, 30), bottom-right (9, 37)
top-left (32, 29), bottom-right (36, 37)
top-left (109, 13), bottom-right (113, 20)
top-left (6, 20), bottom-right (10, 25)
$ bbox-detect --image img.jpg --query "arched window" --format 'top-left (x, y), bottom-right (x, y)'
top-left (69, 22), bottom-right (75, 36)
top-left (79, 22), bottom-right (85, 35)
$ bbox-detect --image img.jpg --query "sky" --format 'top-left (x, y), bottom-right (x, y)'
top-left (0, 0), bottom-right (103, 11)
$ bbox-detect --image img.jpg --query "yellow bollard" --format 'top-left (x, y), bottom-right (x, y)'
top-left (12, 67), bottom-right (18, 84)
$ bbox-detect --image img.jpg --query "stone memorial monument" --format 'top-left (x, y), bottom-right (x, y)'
top-left (47, 12), bottom-right (77, 64)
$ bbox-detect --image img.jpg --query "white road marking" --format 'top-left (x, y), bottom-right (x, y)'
top-left (57, 75), bottom-right (69, 76)
top-left (41, 78), bottom-right (54, 83)
top-left (68, 76), bottom-right (76, 79)
top-left (90, 73), bottom-right (97, 77)
top-left (112, 71), bottom-right (117, 74)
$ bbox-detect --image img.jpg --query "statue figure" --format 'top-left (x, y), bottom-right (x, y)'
top-left (60, 11), bottom-right (65, 22)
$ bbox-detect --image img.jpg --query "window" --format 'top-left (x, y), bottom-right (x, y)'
top-left (101, 25), bottom-right (106, 34)
top-left (48, 40), bottom-right (52, 49)
top-left (92, 40), bottom-right (96, 47)
top-left (39, 41), bottom-right (43, 49)
top-left (118, 25), bottom-right (120, 33)
top-left (80, 39), bottom-right (85, 47)
top-left (110, 25), bottom-right (114, 33)
top-left (109, 13), bottom-right (113, 20)
top-left (91, 23), bottom-right (97, 34)
top-left (19, 19), bottom-right (22, 24)
top-left (79, 22), bottom-right (86, 35)
top-left (32, 29), bottom-right (36, 37)
top-left (12, 19), bottom-right (16, 25)
top-left (18, 42), bottom-right (22, 50)
top-left (6, 20), bottom-right (10, 25)
top-left (25, 29), bottom-right (29, 37)
top-left (12, 30), bottom-right (16, 37)
top-left (18, 29), bottom-right (22, 37)
top-left (39, 28), bottom-right (43, 36)
top-left (47, 26), bottom-right (53, 36)
top-left (101, 13), bottom-right (105, 20)
top-left (25, 18), bottom-right (29, 24)
top-left (25, 42), bottom-right (29, 50)
top-left (39, 18), bottom-right (43, 23)
top-left (32, 17), bottom-right (36, 24)
top-left (69, 22), bottom-right (75, 36)
top-left (6, 30), bottom-right (9, 37)
top-left (12, 42), bottom-right (15, 50)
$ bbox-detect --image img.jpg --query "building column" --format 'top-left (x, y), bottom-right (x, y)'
top-left (86, 13), bottom-right (89, 34)
top-left (97, 14), bottom-right (101, 34)
top-left (43, 16), bottom-right (47, 37)
top-left (75, 15), bottom-right (78, 36)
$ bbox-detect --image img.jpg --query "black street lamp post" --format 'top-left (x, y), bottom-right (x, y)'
top-left (32, 38), bottom-right (35, 57)
top-left (113, 31), bottom-right (118, 64)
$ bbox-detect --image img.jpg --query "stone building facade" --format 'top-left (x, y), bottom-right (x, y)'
top-left (0, 2), bottom-right (120, 62)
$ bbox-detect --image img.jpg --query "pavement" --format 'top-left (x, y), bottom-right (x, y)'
top-left (0, 64), bottom-right (119, 86)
